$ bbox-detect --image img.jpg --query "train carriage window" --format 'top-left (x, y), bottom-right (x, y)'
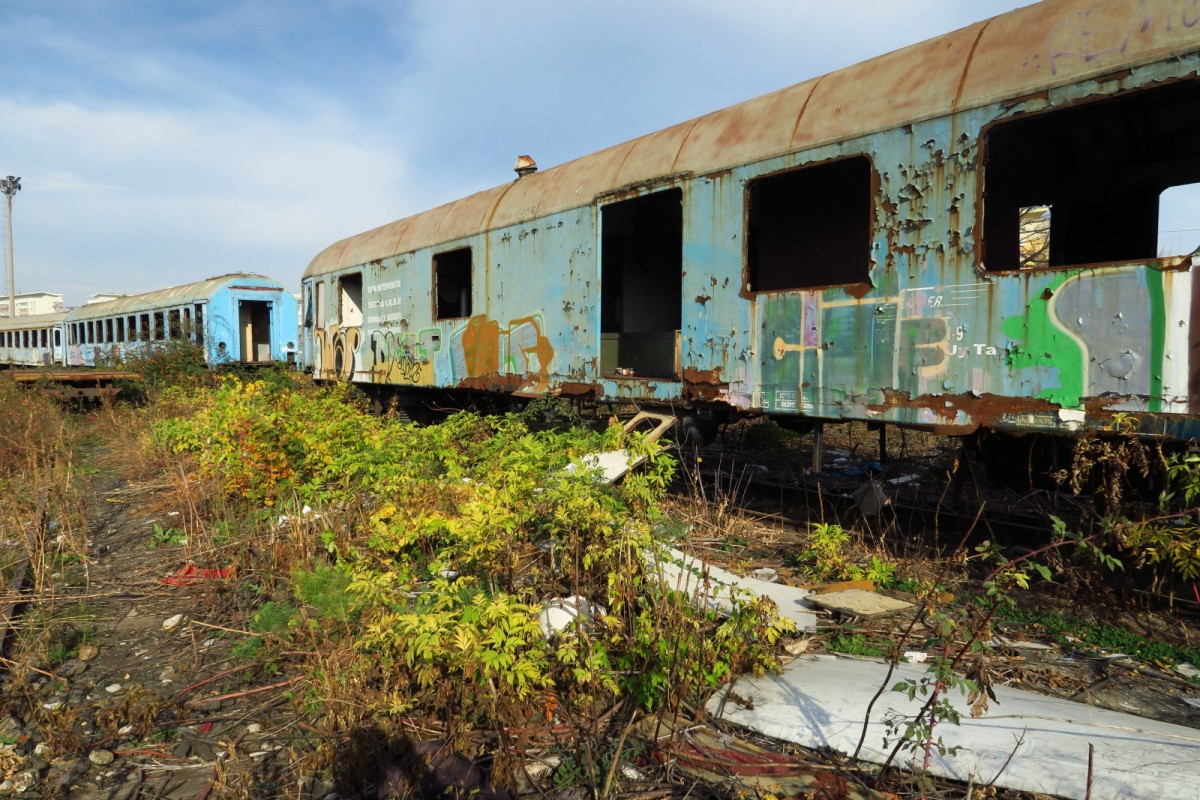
top-left (105, 318), bottom-right (114, 343)
top-left (53, 329), bottom-right (61, 348)
top-left (339, 274), bottom-right (364, 326)
top-left (747, 156), bottom-right (872, 291)
top-left (194, 304), bottom-right (204, 344)
top-left (116, 317), bottom-right (125, 342)
top-left (169, 309), bottom-right (182, 339)
top-left (182, 306), bottom-right (192, 339)
top-left (315, 282), bottom-right (326, 328)
top-left (434, 248), bottom-right (472, 320)
top-left (153, 312), bottom-right (166, 341)
top-left (140, 313), bottom-right (151, 341)
top-left (983, 80), bottom-right (1200, 270)
top-left (39, 329), bottom-right (47, 348)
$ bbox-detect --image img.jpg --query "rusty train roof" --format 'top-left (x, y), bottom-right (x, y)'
top-left (305, 0), bottom-right (1200, 279)
top-left (67, 273), bottom-right (287, 321)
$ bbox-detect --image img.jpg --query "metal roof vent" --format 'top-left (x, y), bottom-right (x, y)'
top-left (514, 155), bottom-right (538, 178)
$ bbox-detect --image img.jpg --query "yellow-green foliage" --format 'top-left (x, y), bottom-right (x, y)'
top-left (153, 380), bottom-right (790, 733)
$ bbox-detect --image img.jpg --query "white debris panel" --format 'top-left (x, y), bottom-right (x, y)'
top-left (650, 548), bottom-right (818, 632)
top-left (708, 654), bottom-right (1200, 800)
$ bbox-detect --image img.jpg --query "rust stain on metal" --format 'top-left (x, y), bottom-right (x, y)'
top-left (455, 373), bottom-right (528, 394)
top-left (870, 390), bottom-right (1062, 428)
top-left (841, 282), bottom-right (872, 300)
top-left (555, 381), bottom-right (597, 398)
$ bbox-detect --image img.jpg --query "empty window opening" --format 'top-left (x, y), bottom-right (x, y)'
top-left (315, 282), bottom-right (326, 328)
top-left (105, 318), bottom-right (114, 343)
top-left (339, 273), bottom-right (364, 326)
top-left (194, 305), bottom-right (205, 345)
top-left (39, 329), bottom-right (47, 348)
top-left (434, 248), bottom-right (473, 320)
top-left (1158, 182), bottom-right (1200, 257)
top-left (169, 309), bottom-right (182, 339)
top-left (153, 312), bottom-right (166, 341)
top-left (53, 329), bottom-right (61, 348)
top-left (983, 80), bottom-right (1200, 270)
top-left (239, 300), bottom-right (274, 363)
top-left (140, 314), bottom-right (151, 341)
top-left (747, 156), bottom-right (872, 291)
top-left (182, 307), bottom-right (192, 339)
top-left (116, 317), bottom-right (125, 342)
top-left (601, 188), bottom-right (684, 379)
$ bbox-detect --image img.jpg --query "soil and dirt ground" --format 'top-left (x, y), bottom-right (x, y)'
top-left (2, 394), bottom-right (1200, 800)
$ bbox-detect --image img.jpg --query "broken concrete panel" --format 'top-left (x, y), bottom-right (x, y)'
top-left (806, 588), bottom-right (913, 617)
top-left (650, 547), bottom-right (818, 632)
top-left (708, 654), bottom-right (1200, 800)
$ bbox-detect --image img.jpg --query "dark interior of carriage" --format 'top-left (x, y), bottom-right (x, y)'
top-left (434, 248), bottom-right (473, 320)
top-left (601, 189), bottom-right (683, 378)
top-left (983, 78), bottom-right (1200, 271)
top-left (745, 156), bottom-right (872, 292)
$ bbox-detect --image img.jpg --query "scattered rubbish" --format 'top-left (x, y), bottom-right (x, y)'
top-left (162, 614), bottom-right (185, 630)
top-left (77, 645), bottom-right (99, 661)
top-left (886, 473), bottom-right (921, 485)
top-left (160, 564), bottom-right (233, 587)
top-left (566, 412), bottom-right (676, 484)
top-left (991, 635), bottom-right (1053, 651)
top-left (649, 547), bottom-right (817, 632)
top-left (782, 638), bottom-right (811, 656)
top-left (1183, 698), bottom-right (1200, 709)
top-left (641, 715), bottom-right (880, 800)
top-left (710, 653), bottom-right (1200, 800)
top-left (538, 596), bottom-right (600, 640)
top-left (806, 588), bottom-right (913, 618)
top-left (104, 684), bottom-right (122, 694)
top-left (851, 479), bottom-right (889, 515)
top-left (749, 567), bottom-right (780, 583)
top-left (1174, 662), bottom-right (1200, 680)
top-left (277, 505), bottom-right (320, 528)
top-left (902, 651), bottom-right (927, 663)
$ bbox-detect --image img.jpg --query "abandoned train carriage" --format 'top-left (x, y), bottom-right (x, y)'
top-left (0, 274), bottom-right (298, 370)
top-left (63, 274), bottom-right (298, 367)
top-left (0, 312), bottom-right (67, 367)
top-left (302, 0), bottom-right (1200, 439)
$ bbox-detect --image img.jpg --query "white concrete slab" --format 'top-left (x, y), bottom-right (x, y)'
top-left (708, 654), bottom-right (1200, 800)
top-left (650, 548), bottom-right (818, 632)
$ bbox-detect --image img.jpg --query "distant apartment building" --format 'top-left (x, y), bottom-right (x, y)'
top-left (0, 291), bottom-right (65, 317)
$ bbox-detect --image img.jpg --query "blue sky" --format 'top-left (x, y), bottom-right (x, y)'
top-left (2, 1), bottom-right (1043, 305)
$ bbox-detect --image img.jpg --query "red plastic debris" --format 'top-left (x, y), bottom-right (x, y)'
top-left (160, 564), bottom-right (233, 587)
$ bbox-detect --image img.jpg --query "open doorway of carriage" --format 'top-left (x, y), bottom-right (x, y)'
top-left (600, 188), bottom-right (683, 379)
top-left (238, 301), bottom-right (273, 363)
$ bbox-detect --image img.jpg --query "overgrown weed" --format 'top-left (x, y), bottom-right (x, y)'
top-left (139, 378), bottom-right (791, 794)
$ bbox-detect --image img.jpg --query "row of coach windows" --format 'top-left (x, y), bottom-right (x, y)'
top-left (67, 304), bottom-right (206, 346)
top-left (1, 329), bottom-right (54, 348)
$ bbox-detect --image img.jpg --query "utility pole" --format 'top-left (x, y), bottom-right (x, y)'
top-left (0, 176), bottom-right (20, 318)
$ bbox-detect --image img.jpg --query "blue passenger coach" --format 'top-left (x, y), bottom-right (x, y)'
top-left (64, 274), bottom-right (298, 367)
top-left (303, 0), bottom-right (1200, 439)
top-left (0, 274), bottom-right (298, 369)
top-left (0, 312), bottom-right (67, 367)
